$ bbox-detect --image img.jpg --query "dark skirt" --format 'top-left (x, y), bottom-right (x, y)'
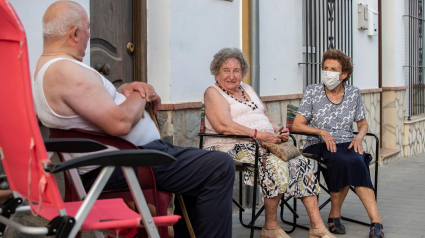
top-left (303, 142), bottom-right (374, 192)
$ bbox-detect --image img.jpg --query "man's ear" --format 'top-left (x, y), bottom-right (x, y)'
top-left (70, 26), bottom-right (79, 43)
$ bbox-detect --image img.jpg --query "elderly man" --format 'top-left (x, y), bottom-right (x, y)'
top-left (32, 1), bottom-right (235, 237)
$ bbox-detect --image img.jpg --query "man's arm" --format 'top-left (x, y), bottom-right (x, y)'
top-left (119, 82), bottom-right (162, 114)
top-left (44, 60), bottom-right (146, 136)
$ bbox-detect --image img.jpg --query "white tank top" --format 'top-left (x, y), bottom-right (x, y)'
top-left (202, 83), bottom-right (274, 148)
top-left (33, 57), bottom-right (161, 173)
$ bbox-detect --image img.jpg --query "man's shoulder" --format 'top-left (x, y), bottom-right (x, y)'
top-left (44, 58), bottom-right (102, 85)
top-left (47, 58), bottom-right (89, 75)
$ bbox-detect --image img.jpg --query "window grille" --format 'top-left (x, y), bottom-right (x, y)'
top-left (405, 0), bottom-right (425, 119)
top-left (300, 0), bottom-right (353, 87)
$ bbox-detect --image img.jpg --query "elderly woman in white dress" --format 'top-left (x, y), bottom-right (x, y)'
top-left (203, 48), bottom-right (335, 238)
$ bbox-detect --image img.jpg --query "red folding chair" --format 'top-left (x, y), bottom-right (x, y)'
top-left (0, 1), bottom-right (180, 237)
top-left (49, 128), bottom-right (180, 238)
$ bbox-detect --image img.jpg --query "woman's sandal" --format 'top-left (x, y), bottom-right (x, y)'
top-left (369, 223), bottom-right (384, 238)
top-left (309, 227), bottom-right (337, 238)
top-left (328, 217), bottom-right (346, 234)
top-left (260, 228), bottom-right (291, 238)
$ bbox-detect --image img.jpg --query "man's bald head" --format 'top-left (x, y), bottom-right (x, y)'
top-left (42, 1), bottom-right (88, 41)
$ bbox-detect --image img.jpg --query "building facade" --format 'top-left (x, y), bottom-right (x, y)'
top-left (8, 0), bottom-right (425, 209)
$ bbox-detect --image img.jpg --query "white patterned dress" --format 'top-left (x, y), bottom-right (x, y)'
top-left (298, 83), bottom-right (365, 149)
top-left (203, 84), bottom-right (320, 199)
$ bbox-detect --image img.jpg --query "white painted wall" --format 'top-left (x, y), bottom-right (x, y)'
top-left (147, 0), bottom-right (171, 103)
top-left (382, 0), bottom-right (406, 87)
top-left (168, 0), bottom-right (241, 103)
top-left (258, 0), bottom-right (379, 97)
top-left (259, 0), bottom-right (304, 96)
top-left (10, 0), bottom-right (384, 103)
top-left (8, 0), bottom-right (90, 78)
top-left (352, 0), bottom-right (379, 90)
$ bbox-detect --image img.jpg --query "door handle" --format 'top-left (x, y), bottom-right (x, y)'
top-left (127, 42), bottom-right (135, 53)
top-left (94, 63), bottom-right (111, 76)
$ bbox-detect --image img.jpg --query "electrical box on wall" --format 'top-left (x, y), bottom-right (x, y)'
top-left (368, 8), bottom-right (378, 36)
top-left (358, 3), bottom-right (378, 36)
top-left (358, 3), bottom-right (368, 30)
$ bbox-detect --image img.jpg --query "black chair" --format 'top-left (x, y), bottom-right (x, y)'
top-left (198, 133), bottom-right (303, 238)
top-left (198, 104), bottom-right (309, 238)
top-left (281, 131), bottom-right (380, 230)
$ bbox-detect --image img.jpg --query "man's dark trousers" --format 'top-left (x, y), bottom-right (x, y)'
top-left (143, 139), bottom-right (235, 238)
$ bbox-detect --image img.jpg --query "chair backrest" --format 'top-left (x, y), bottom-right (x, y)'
top-left (200, 104), bottom-right (206, 133)
top-left (286, 104), bottom-right (299, 131)
top-left (49, 128), bottom-right (157, 190)
top-left (0, 0), bottom-right (64, 209)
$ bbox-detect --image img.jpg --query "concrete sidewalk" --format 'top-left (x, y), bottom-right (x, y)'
top-left (232, 153), bottom-right (425, 238)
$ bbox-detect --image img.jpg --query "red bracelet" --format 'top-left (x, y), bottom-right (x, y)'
top-left (254, 129), bottom-right (258, 138)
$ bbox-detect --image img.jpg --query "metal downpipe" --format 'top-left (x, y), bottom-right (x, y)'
top-left (250, 0), bottom-right (260, 94)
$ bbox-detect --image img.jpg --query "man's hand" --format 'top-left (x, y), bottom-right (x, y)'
top-left (120, 82), bottom-right (161, 114)
top-left (348, 136), bottom-right (364, 154)
top-left (320, 129), bottom-right (337, 153)
top-left (120, 82), bottom-right (155, 101)
top-left (150, 95), bottom-right (161, 114)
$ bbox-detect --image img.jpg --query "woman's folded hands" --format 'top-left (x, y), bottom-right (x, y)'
top-left (257, 131), bottom-right (285, 144)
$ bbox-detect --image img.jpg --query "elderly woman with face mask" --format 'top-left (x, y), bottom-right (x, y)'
top-left (293, 49), bottom-right (384, 238)
top-left (203, 48), bottom-right (336, 238)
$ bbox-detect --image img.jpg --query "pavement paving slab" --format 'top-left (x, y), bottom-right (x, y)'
top-left (232, 153), bottom-right (425, 238)
top-left (4, 153), bottom-right (425, 237)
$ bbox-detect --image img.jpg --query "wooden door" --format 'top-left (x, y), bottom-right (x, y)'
top-left (90, 0), bottom-right (133, 88)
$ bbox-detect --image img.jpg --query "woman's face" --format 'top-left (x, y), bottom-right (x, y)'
top-left (322, 59), bottom-right (348, 81)
top-left (215, 57), bottom-right (242, 92)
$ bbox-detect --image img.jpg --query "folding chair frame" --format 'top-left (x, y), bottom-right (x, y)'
top-left (49, 128), bottom-right (195, 238)
top-left (280, 132), bottom-right (379, 231)
top-left (0, 141), bottom-right (178, 238)
top-left (198, 133), bottom-right (302, 238)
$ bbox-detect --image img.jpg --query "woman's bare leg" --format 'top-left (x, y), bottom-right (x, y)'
top-left (301, 195), bottom-right (325, 228)
top-left (328, 186), bottom-right (349, 226)
top-left (354, 186), bottom-right (382, 223)
top-left (263, 194), bottom-right (283, 230)
top-left (302, 195), bottom-right (337, 237)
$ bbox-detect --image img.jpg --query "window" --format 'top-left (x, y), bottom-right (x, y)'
top-left (300, 0), bottom-right (354, 88)
top-left (405, 0), bottom-right (425, 118)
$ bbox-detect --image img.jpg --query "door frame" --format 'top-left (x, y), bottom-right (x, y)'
top-left (133, 0), bottom-right (147, 83)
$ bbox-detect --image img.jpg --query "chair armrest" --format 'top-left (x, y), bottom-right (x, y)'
top-left (44, 138), bottom-right (108, 153)
top-left (353, 132), bottom-right (379, 142)
top-left (353, 132), bottom-right (379, 165)
top-left (289, 132), bottom-right (323, 141)
top-left (44, 149), bottom-right (176, 173)
top-left (198, 133), bottom-right (260, 148)
top-left (198, 133), bottom-right (261, 168)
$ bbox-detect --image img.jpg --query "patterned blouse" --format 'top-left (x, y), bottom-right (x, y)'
top-left (297, 83), bottom-right (366, 148)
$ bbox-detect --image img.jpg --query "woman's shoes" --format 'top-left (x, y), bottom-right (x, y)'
top-left (369, 223), bottom-right (384, 238)
top-left (309, 227), bottom-right (337, 238)
top-left (260, 227), bottom-right (291, 238)
top-left (328, 217), bottom-right (346, 234)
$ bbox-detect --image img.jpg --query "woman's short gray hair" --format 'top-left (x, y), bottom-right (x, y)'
top-left (43, 9), bottom-right (82, 40)
top-left (210, 48), bottom-right (249, 77)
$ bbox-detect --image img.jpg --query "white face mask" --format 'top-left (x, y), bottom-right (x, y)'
top-left (321, 70), bottom-right (341, 90)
